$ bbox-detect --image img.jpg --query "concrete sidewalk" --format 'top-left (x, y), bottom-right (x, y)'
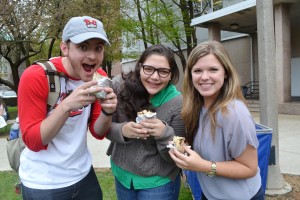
top-left (0, 134), bottom-right (111, 171)
top-left (251, 112), bottom-right (300, 175)
top-left (1, 113), bottom-right (300, 175)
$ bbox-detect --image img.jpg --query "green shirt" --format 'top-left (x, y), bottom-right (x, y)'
top-left (111, 159), bottom-right (170, 189)
top-left (150, 84), bottom-right (181, 107)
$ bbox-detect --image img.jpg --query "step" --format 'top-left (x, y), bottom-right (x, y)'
top-left (247, 100), bottom-right (260, 112)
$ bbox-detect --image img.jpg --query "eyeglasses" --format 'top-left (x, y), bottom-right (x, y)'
top-left (141, 65), bottom-right (171, 78)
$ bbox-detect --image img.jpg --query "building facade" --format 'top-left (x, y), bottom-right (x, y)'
top-left (191, 0), bottom-right (300, 114)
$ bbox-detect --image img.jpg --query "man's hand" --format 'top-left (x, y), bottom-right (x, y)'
top-left (98, 87), bottom-right (117, 115)
top-left (60, 80), bottom-right (101, 112)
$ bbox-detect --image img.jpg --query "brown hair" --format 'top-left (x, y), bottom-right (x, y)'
top-left (182, 41), bottom-right (246, 146)
top-left (119, 44), bottom-right (180, 121)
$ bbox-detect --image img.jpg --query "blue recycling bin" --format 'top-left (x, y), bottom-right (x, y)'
top-left (184, 123), bottom-right (272, 199)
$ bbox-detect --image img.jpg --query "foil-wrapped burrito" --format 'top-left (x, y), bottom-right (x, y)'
top-left (167, 136), bottom-right (186, 153)
top-left (136, 110), bottom-right (156, 123)
top-left (92, 72), bottom-right (112, 99)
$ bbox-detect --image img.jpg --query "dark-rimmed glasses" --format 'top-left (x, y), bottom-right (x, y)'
top-left (141, 65), bottom-right (171, 78)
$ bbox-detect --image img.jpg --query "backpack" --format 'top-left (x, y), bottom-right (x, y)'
top-left (6, 60), bottom-right (66, 173)
top-left (35, 61), bottom-right (67, 111)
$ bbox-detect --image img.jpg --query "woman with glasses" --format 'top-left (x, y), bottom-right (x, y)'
top-left (106, 44), bottom-right (185, 200)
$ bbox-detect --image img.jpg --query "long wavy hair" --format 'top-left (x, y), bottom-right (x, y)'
top-left (119, 44), bottom-right (179, 121)
top-left (182, 41), bottom-right (246, 146)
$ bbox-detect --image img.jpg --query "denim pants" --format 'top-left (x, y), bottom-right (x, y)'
top-left (22, 166), bottom-right (102, 200)
top-left (115, 173), bottom-right (181, 200)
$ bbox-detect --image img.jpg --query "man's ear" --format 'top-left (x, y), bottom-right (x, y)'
top-left (60, 41), bottom-right (69, 56)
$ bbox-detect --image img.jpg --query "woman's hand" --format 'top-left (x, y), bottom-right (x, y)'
top-left (169, 145), bottom-right (209, 172)
top-left (122, 122), bottom-right (150, 139)
top-left (169, 144), bottom-right (259, 179)
top-left (140, 118), bottom-right (165, 137)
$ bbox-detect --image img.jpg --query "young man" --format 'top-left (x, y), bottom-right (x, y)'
top-left (18, 16), bottom-right (117, 200)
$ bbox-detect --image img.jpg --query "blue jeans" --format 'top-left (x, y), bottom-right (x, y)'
top-left (115, 174), bottom-right (181, 200)
top-left (250, 186), bottom-right (265, 200)
top-left (22, 166), bottom-right (102, 200)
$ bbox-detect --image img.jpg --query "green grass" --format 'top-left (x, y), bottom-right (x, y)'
top-left (6, 106), bottom-right (18, 121)
top-left (0, 171), bottom-right (21, 200)
top-left (0, 106), bottom-right (18, 136)
top-left (0, 169), bottom-right (193, 200)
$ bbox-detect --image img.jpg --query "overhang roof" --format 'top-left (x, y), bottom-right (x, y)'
top-left (191, 0), bottom-right (300, 34)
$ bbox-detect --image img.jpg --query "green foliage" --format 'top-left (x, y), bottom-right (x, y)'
top-left (7, 106), bottom-right (18, 120)
top-left (118, 0), bottom-right (199, 72)
top-left (0, 169), bottom-right (193, 200)
top-left (0, 0), bottom-right (122, 89)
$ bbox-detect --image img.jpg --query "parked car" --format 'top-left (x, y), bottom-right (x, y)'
top-left (1, 90), bottom-right (17, 107)
top-left (2, 91), bottom-right (17, 98)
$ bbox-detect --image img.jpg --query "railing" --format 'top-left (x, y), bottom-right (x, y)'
top-left (193, 0), bottom-right (223, 17)
top-left (193, 0), bottom-right (247, 18)
top-left (241, 80), bottom-right (259, 99)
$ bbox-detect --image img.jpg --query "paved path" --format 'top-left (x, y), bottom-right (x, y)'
top-left (252, 113), bottom-right (300, 175)
top-left (0, 135), bottom-right (111, 171)
top-left (1, 113), bottom-right (300, 175)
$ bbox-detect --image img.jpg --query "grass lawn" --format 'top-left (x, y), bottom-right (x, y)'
top-left (0, 106), bottom-right (18, 136)
top-left (0, 169), bottom-right (194, 200)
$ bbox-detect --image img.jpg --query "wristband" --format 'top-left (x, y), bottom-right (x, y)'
top-left (101, 109), bottom-right (114, 116)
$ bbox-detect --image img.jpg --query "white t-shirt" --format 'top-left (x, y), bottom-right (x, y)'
top-left (19, 78), bottom-right (92, 189)
top-left (0, 104), bottom-right (7, 117)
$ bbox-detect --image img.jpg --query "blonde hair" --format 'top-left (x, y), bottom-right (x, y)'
top-left (182, 40), bottom-right (246, 145)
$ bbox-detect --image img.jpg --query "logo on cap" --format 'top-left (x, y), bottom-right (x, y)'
top-left (84, 19), bottom-right (97, 28)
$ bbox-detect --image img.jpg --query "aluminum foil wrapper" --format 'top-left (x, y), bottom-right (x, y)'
top-left (136, 110), bottom-right (156, 123)
top-left (92, 72), bottom-right (112, 99)
top-left (167, 136), bottom-right (189, 154)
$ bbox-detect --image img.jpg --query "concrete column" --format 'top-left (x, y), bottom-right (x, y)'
top-left (250, 34), bottom-right (259, 81)
top-left (275, 4), bottom-right (291, 103)
top-left (208, 23), bottom-right (221, 41)
top-left (256, 0), bottom-right (291, 195)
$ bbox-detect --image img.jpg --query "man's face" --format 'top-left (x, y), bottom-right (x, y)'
top-left (61, 38), bottom-right (105, 82)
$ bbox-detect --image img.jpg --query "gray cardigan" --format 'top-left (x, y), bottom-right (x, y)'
top-left (106, 76), bottom-right (186, 181)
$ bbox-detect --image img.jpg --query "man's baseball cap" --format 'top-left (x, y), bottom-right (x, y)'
top-left (62, 16), bottom-right (110, 45)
